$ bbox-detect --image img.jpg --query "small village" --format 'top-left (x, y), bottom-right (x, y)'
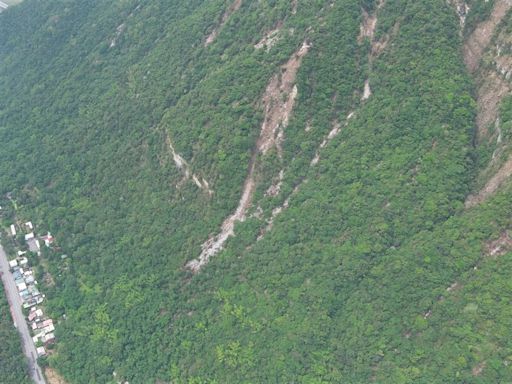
top-left (7, 220), bottom-right (56, 358)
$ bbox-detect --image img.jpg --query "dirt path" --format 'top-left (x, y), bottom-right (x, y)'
top-left (186, 41), bottom-right (310, 272)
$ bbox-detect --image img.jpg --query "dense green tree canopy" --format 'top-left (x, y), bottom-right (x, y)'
top-left (0, 0), bottom-right (511, 383)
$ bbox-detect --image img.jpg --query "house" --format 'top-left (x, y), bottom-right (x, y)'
top-left (41, 232), bottom-right (54, 247)
top-left (10, 224), bottom-right (16, 236)
top-left (8, 259), bottom-right (18, 269)
top-left (28, 307), bottom-right (46, 320)
top-left (23, 299), bottom-right (37, 309)
top-left (43, 324), bottom-right (55, 333)
top-left (32, 332), bottom-right (44, 343)
top-left (31, 322), bottom-right (38, 331)
top-left (25, 221), bottom-right (33, 230)
top-left (42, 333), bottom-right (55, 343)
top-left (17, 250), bottom-right (26, 256)
top-left (19, 257), bottom-right (28, 266)
top-left (25, 275), bottom-right (35, 284)
top-left (25, 234), bottom-right (40, 253)
top-left (41, 319), bottom-right (53, 328)
top-left (36, 347), bottom-right (46, 357)
top-left (28, 311), bottom-right (36, 322)
top-left (16, 282), bottom-right (27, 292)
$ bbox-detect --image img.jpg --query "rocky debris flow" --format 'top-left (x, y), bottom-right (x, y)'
top-left (187, 41), bottom-right (310, 272)
top-left (257, 41), bottom-right (310, 157)
top-left (358, 0), bottom-right (388, 102)
top-left (448, 0), bottom-right (470, 31)
top-left (261, 111), bottom-right (355, 242)
top-left (254, 25), bottom-right (283, 52)
top-left (464, 0), bottom-right (512, 73)
top-left (465, 155), bottom-right (512, 208)
top-left (205, 0), bottom-right (243, 46)
top-left (167, 136), bottom-right (213, 195)
top-left (464, 0), bottom-right (512, 208)
top-left (485, 231), bottom-right (512, 257)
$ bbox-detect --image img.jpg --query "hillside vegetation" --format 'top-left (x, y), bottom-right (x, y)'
top-left (0, 0), bottom-right (512, 383)
top-left (0, 284), bottom-right (30, 384)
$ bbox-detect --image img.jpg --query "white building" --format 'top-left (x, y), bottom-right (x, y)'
top-left (10, 224), bottom-right (16, 236)
top-left (36, 346), bottom-right (46, 357)
top-left (16, 282), bottom-right (27, 292)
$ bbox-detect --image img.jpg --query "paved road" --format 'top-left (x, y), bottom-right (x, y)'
top-left (0, 243), bottom-right (46, 384)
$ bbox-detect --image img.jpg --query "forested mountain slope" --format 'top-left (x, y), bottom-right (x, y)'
top-left (0, 0), bottom-right (511, 383)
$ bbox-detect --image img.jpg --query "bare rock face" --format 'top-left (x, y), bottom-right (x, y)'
top-left (464, 0), bottom-right (512, 73)
top-left (464, 0), bottom-right (512, 208)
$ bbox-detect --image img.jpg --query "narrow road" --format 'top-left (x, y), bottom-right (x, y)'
top-left (0, 243), bottom-right (46, 384)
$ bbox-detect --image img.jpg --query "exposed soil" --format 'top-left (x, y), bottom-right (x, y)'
top-left (45, 368), bottom-right (68, 384)
top-left (472, 361), bottom-right (486, 376)
top-left (263, 112), bottom-right (354, 241)
top-left (464, 0), bottom-right (512, 73)
top-left (187, 41), bottom-right (309, 272)
top-left (255, 23), bottom-right (283, 51)
top-left (485, 231), bottom-right (512, 257)
top-left (257, 41), bottom-right (310, 157)
top-left (358, 9), bottom-right (378, 43)
top-left (265, 169), bottom-right (284, 197)
top-left (358, 0), bottom-right (388, 101)
top-left (205, 0), bottom-right (243, 46)
top-left (448, 0), bottom-right (470, 31)
top-left (446, 281), bottom-right (461, 292)
top-left (166, 135), bottom-right (213, 195)
top-left (109, 23), bottom-right (126, 48)
top-left (258, 182), bottom-right (303, 241)
top-left (311, 112), bottom-right (354, 166)
top-left (475, 70), bottom-right (510, 139)
top-left (362, 79), bottom-right (372, 101)
top-left (465, 154), bottom-right (512, 207)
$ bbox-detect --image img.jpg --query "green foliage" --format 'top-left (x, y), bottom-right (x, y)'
top-left (0, 284), bottom-right (31, 383)
top-left (0, 0), bottom-right (510, 383)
